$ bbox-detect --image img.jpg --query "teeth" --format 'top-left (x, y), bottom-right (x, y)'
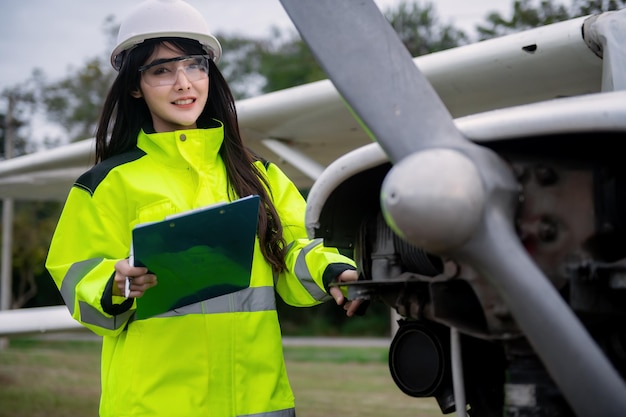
top-left (174, 99), bottom-right (194, 105)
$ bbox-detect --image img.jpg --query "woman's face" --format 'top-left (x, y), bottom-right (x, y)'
top-left (133, 43), bottom-right (209, 132)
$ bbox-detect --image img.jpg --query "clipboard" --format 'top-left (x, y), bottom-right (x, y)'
top-left (131, 195), bottom-right (260, 319)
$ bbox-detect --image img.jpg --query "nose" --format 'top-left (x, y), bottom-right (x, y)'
top-left (173, 68), bottom-right (192, 90)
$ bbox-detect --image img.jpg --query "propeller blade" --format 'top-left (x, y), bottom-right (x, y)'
top-left (280, 0), bottom-right (626, 415)
top-left (279, 0), bottom-right (466, 163)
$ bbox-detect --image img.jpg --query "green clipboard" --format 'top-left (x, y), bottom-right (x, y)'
top-left (131, 195), bottom-right (260, 319)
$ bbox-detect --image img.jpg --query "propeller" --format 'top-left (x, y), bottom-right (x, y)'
top-left (279, 1), bottom-right (626, 415)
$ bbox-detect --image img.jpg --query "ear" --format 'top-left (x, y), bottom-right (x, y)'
top-left (131, 89), bottom-right (143, 98)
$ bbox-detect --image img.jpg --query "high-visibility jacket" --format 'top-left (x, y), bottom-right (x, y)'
top-left (46, 121), bottom-right (355, 417)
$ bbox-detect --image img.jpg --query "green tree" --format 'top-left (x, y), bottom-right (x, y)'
top-left (385, 0), bottom-right (468, 56)
top-left (477, 0), bottom-right (571, 40)
top-left (257, 27), bottom-right (327, 93)
top-left (477, 0), bottom-right (626, 40)
top-left (39, 58), bottom-right (115, 143)
top-left (216, 34), bottom-right (268, 99)
top-left (218, 1), bottom-right (468, 99)
top-left (9, 201), bottom-right (62, 308)
top-left (572, 0), bottom-right (626, 15)
top-left (0, 87), bottom-right (36, 158)
top-left (34, 15), bottom-right (118, 143)
top-left (216, 27), bottom-right (326, 98)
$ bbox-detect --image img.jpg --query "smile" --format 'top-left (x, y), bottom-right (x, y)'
top-left (173, 98), bottom-right (195, 105)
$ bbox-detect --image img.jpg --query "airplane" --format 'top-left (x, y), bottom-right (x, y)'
top-left (1, 2), bottom-right (626, 416)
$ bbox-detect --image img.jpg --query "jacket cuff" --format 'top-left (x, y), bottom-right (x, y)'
top-left (322, 263), bottom-right (356, 292)
top-left (101, 273), bottom-right (134, 316)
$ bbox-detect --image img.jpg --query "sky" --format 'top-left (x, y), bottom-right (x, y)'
top-left (0, 0), bottom-right (511, 99)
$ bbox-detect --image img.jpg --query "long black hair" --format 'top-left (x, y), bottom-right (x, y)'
top-left (95, 38), bottom-right (287, 272)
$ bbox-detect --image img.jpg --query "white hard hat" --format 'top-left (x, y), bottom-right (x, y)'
top-left (110, 0), bottom-right (222, 70)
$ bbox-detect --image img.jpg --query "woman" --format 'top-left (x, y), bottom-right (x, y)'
top-left (46, 1), bottom-right (361, 416)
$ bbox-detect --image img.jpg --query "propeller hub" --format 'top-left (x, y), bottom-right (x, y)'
top-left (380, 149), bottom-right (485, 253)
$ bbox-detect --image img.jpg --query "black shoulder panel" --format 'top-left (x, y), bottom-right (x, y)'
top-left (74, 148), bottom-right (146, 196)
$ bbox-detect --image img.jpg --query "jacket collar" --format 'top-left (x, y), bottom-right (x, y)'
top-left (137, 120), bottom-right (225, 171)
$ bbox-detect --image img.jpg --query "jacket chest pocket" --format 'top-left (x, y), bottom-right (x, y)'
top-left (134, 199), bottom-right (178, 226)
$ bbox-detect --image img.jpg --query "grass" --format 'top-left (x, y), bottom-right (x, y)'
top-left (0, 339), bottom-right (101, 417)
top-left (0, 337), bottom-right (443, 417)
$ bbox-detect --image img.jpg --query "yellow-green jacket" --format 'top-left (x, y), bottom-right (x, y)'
top-left (46, 122), bottom-right (355, 417)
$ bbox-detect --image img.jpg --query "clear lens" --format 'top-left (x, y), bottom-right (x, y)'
top-left (139, 55), bottom-right (210, 87)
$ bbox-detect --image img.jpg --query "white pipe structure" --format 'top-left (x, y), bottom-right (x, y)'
top-left (0, 305), bottom-right (83, 336)
top-left (261, 138), bottom-right (325, 181)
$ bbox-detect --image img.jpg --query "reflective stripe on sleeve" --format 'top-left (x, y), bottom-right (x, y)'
top-left (60, 258), bottom-right (134, 331)
top-left (293, 238), bottom-right (333, 302)
top-left (79, 300), bottom-right (134, 330)
top-left (60, 258), bottom-right (103, 314)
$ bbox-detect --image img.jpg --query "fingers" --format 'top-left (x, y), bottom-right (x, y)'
top-left (329, 284), bottom-right (369, 317)
top-left (343, 299), bottom-right (361, 317)
top-left (113, 259), bottom-right (156, 298)
top-left (331, 269), bottom-right (365, 317)
top-left (115, 258), bottom-right (148, 277)
top-left (125, 274), bottom-right (158, 298)
top-left (329, 286), bottom-right (345, 305)
top-left (336, 269), bottom-right (358, 283)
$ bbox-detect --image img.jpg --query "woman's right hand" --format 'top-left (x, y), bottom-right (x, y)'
top-left (113, 259), bottom-right (158, 298)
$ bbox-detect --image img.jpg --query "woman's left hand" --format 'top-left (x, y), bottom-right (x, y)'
top-left (329, 269), bottom-right (367, 317)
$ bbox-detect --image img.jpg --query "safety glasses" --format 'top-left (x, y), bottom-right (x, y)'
top-left (138, 55), bottom-right (210, 87)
